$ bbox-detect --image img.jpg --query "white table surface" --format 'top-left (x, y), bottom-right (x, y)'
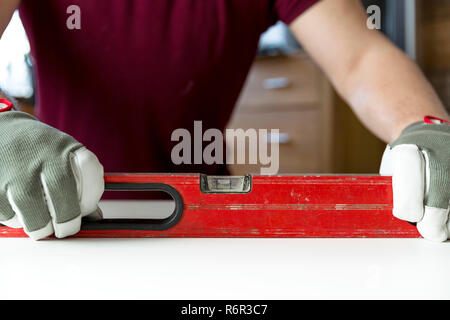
top-left (0, 201), bottom-right (449, 300)
top-left (1, 237), bottom-right (449, 300)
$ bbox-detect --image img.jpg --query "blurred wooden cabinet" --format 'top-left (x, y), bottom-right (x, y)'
top-left (227, 52), bottom-right (386, 175)
top-left (416, 0), bottom-right (450, 110)
top-left (226, 53), bottom-right (334, 175)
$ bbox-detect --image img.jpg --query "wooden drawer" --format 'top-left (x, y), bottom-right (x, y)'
top-left (237, 54), bottom-right (321, 112)
top-left (226, 109), bottom-right (322, 175)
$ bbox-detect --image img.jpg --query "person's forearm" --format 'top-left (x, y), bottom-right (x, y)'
top-left (336, 36), bottom-right (449, 143)
top-left (290, 0), bottom-right (449, 143)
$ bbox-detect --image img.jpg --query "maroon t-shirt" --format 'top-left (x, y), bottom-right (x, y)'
top-left (19, 0), bottom-right (317, 174)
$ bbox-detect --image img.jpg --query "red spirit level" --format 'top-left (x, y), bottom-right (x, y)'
top-left (0, 174), bottom-right (420, 238)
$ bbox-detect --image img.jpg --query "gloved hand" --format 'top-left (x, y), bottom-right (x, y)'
top-left (380, 116), bottom-right (450, 242)
top-left (0, 100), bottom-right (104, 240)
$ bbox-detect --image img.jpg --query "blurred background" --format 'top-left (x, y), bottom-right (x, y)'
top-left (0, 0), bottom-right (449, 174)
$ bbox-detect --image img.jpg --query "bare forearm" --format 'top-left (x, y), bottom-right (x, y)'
top-left (291, 0), bottom-right (449, 143)
top-left (339, 37), bottom-right (449, 142)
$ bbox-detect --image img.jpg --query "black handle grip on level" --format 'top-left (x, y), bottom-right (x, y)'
top-left (81, 182), bottom-right (183, 231)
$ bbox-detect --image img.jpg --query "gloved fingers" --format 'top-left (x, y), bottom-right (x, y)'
top-left (83, 206), bottom-right (104, 221)
top-left (419, 149), bottom-right (450, 241)
top-left (447, 215), bottom-right (450, 239)
top-left (70, 147), bottom-right (105, 217)
top-left (0, 195), bottom-right (21, 228)
top-left (0, 215), bottom-right (22, 228)
top-left (379, 146), bottom-right (394, 176)
top-left (417, 206), bottom-right (449, 242)
top-left (40, 164), bottom-right (82, 239)
top-left (7, 183), bottom-right (53, 240)
top-left (384, 144), bottom-right (425, 222)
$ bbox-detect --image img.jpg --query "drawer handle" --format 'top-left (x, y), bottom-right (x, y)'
top-left (262, 77), bottom-right (291, 90)
top-left (267, 132), bottom-right (290, 144)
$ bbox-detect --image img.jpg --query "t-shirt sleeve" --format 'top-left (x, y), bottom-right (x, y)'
top-left (273, 0), bottom-right (319, 25)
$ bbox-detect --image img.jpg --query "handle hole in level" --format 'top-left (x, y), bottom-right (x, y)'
top-left (100, 190), bottom-right (175, 220)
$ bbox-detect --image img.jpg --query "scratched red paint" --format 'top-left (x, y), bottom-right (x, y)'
top-left (0, 174), bottom-right (420, 239)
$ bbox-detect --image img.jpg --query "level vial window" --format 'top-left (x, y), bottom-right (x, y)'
top-left (200, 175), bottom-right (252, 194)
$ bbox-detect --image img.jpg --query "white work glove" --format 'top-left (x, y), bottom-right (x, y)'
top-left (0, 100), bottom-right (104, 240)
top-left (380, 116), bottom-right (450, 242)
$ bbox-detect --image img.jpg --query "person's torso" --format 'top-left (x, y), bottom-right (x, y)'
top-left (19, 0), bottom-right (276, 173)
